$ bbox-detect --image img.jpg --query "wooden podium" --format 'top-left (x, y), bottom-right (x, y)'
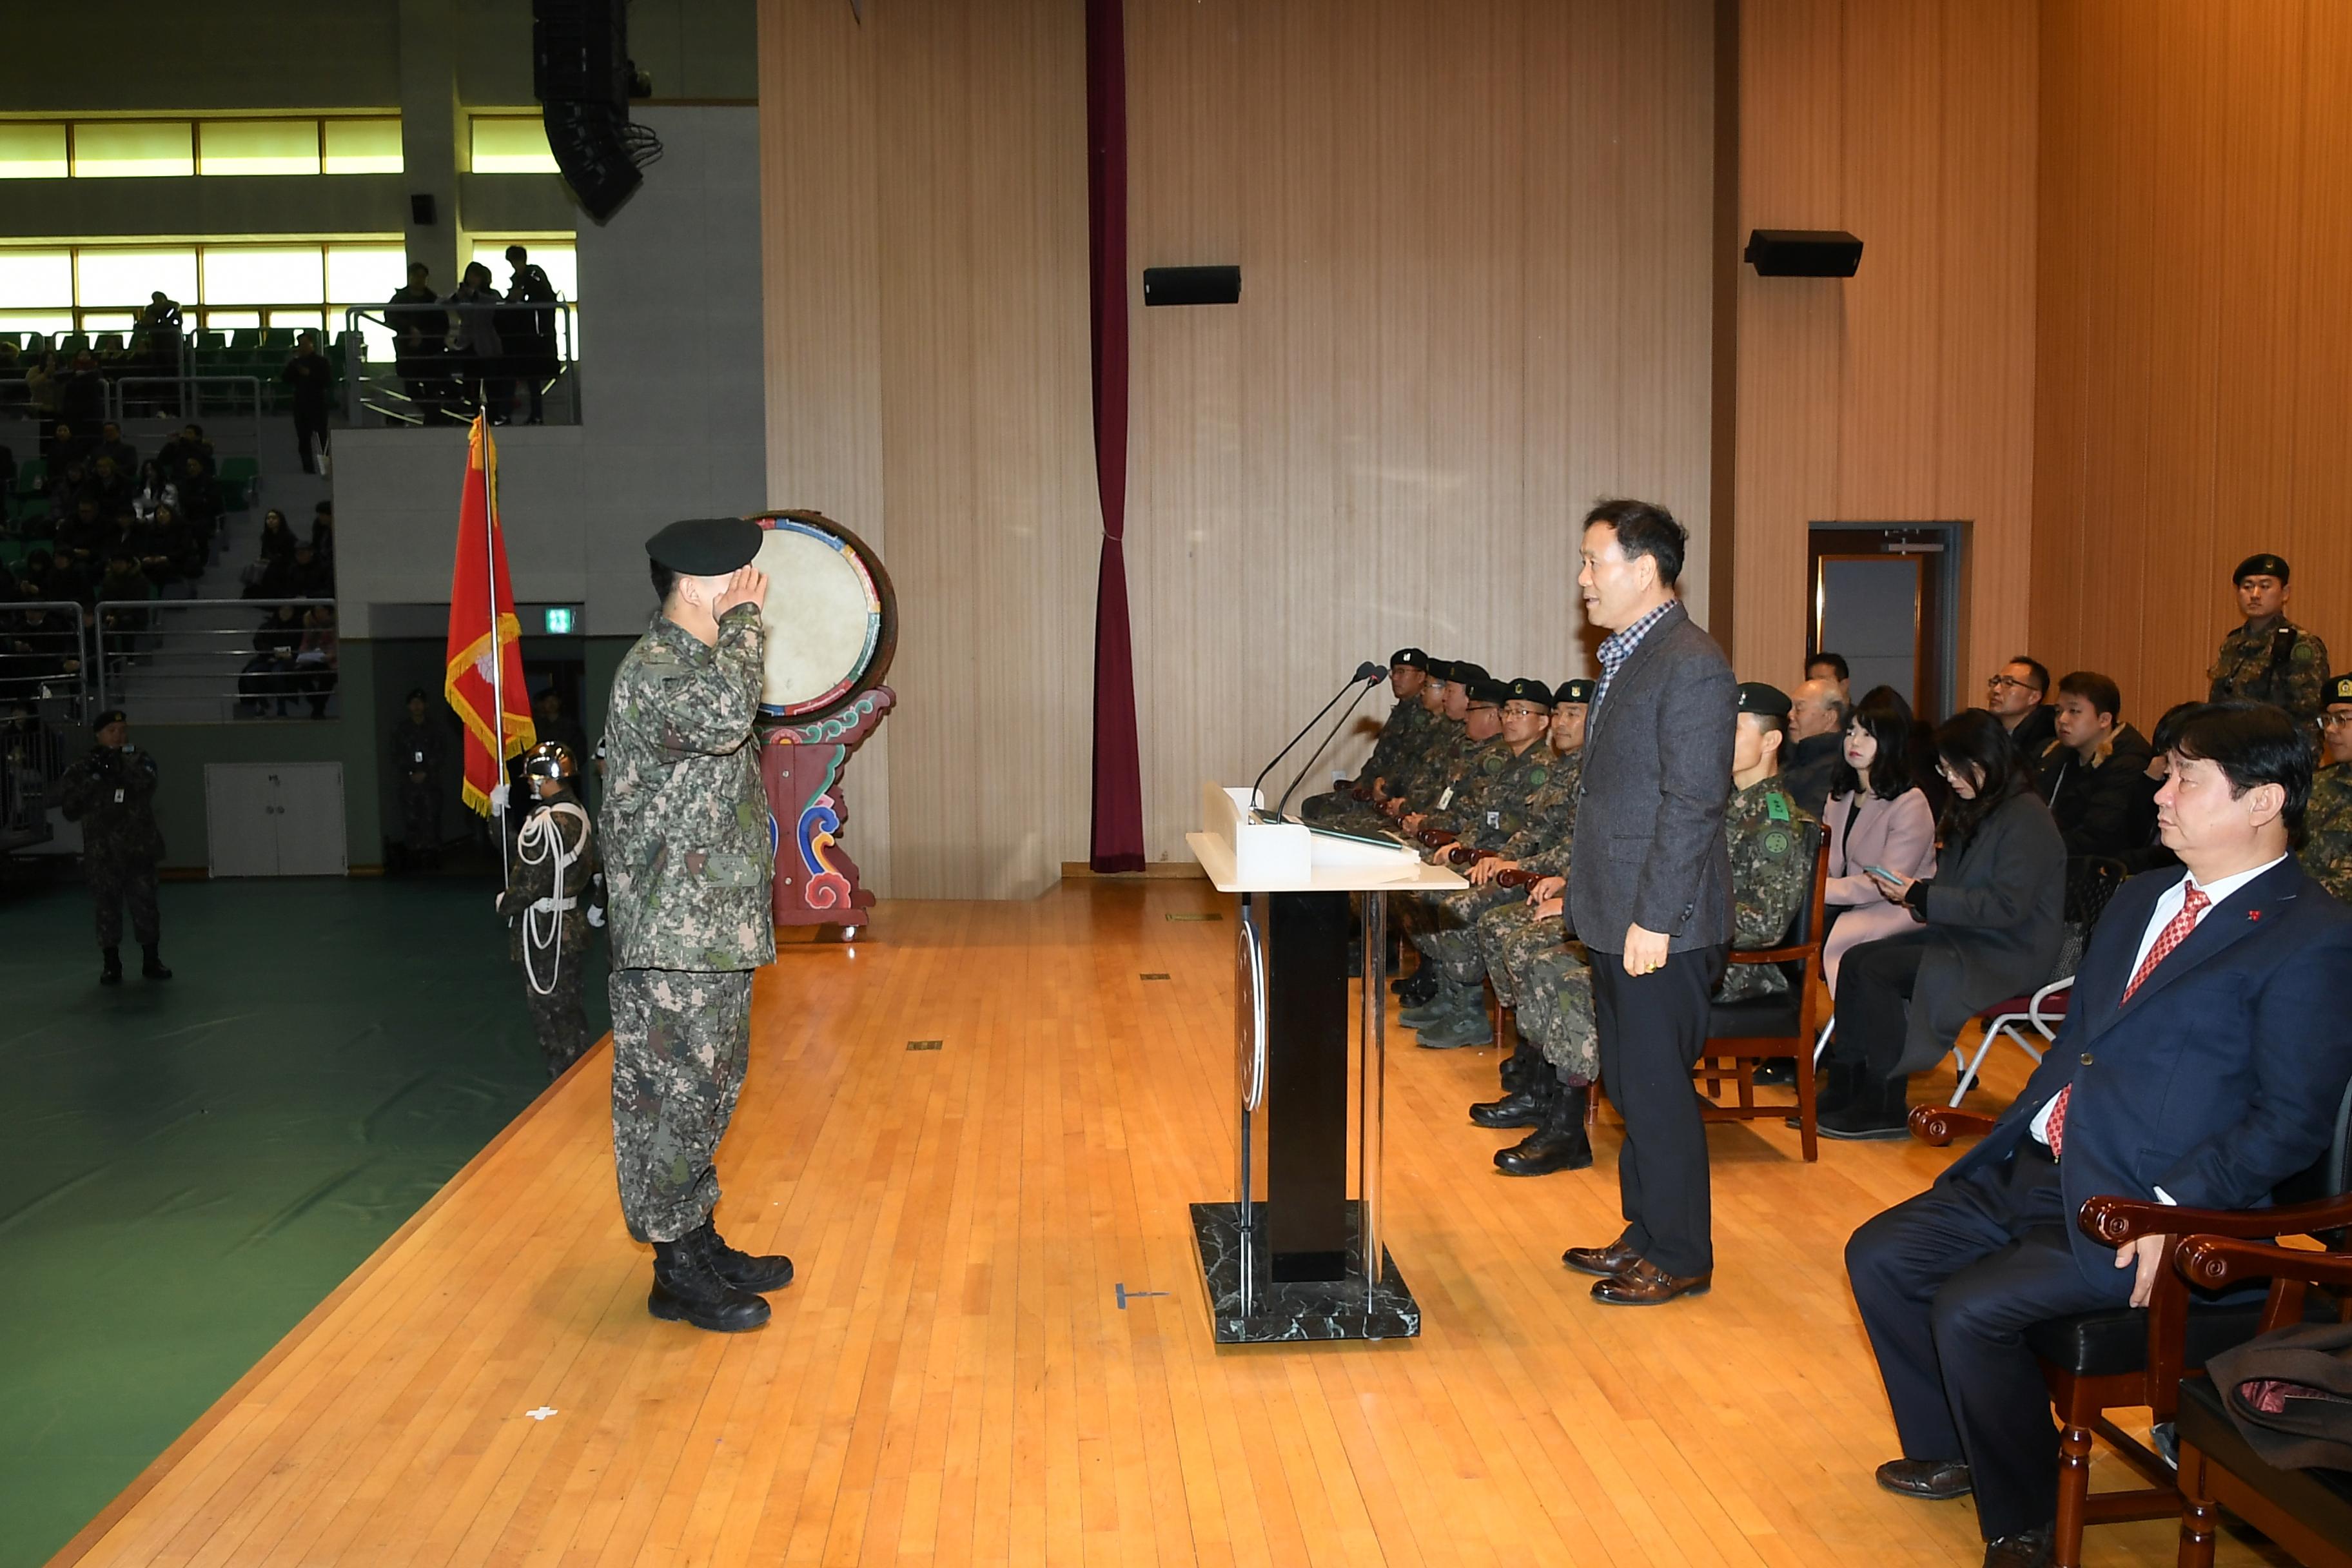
top-left (1185, 784), bottom-right (1464, 1342)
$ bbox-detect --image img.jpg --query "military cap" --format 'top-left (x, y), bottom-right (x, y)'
top-left (1503, 677), bottom-right (1554, 709)
top-left (1426, 658), bottom-right (1456, 682)
top-left (404, 686), bottom-right (430, 703)
top-left (1451, 661), bottom-right (1491, 687)
top-left (1465, 677), bottom-right (1511, 706)
top-left (1389, 647), bottom-right (1429, 669)
top-left (90, 707), bottom-right (127, 733)
top-left (2234, 553), bottom-right (2291, 585)
top-left (1554, 678), bottom-right (1594, 706)
top-left (1734, 681), bottom-right (1793, 719)
top-left (2331, 672), bottom-right (2352, 707)
top-left (647, 517), bottom-right (764, 576)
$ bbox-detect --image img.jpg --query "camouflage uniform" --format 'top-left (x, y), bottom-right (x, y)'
top-left (2301, 761), bottom-right (2352, 904)
top-left (1302, 700), bottom-right (1434, 824)
top-left (1514, 774), bottom-right (1812, 1080)
top-left (601, 604), bottom-right (776, 1244)
top-left (498, 791), bottom-right (605, 1078)
top-left (58, 741), bottom-right (164, 948)
top-left (2209, 619), bottom-right (2331, 724)
top-left (1413, 741), bottom-right (1566, 983)
top-left (389, 714), bottom-right (449, 856)
top-left (1469, 750), bottom-right (1588, 999)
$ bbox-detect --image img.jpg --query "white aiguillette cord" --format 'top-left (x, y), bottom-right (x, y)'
top-left (514, 799), bottom-right (590, 997)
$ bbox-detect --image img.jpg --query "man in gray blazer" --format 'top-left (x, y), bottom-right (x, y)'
top-left (1560, 499), bottom-right (1736, 1306)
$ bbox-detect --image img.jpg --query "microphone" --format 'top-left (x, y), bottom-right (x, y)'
top-left (1250, 661), bottom-right (1385, 823)
top-left (1270, 664), bottom-right (1389, 824)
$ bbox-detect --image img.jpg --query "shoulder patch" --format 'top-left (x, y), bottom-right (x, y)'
top-left (1766, 792), bottom-right (1792, 822)
top-left (1761, 828), bottom-right (1792, 858)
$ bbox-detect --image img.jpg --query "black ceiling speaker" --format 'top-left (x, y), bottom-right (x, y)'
top-left (1744, 229), bottom-right (1864, 277)
top-left (533, 0), bottom-right (662, 224)
top-left (1143, 266), bottom-right (1242, 306)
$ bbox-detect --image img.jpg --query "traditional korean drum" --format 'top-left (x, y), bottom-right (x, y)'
top-left (750, 511), bottom-right (896, 720)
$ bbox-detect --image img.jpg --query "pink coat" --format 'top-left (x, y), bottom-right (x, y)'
top-left (1821, 787), bottom-right (1938, 992)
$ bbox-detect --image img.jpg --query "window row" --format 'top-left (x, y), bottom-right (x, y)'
top-left (0, 115), bottom-right (561, 179)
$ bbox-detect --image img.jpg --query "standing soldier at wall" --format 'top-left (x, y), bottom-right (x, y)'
top-left (2301, 673), bottom-right (2352, 902)
top-left (602, 518), bottom-right (794, 1334)
top-left (57, 708), bottom-right (171, 986)
top-left (389, 687), bottom-right (450, 872)
top-left (2209, 554), bottom-right (2331, 724)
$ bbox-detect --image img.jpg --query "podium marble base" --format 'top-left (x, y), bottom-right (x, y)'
top-left (1190, 1200), bottom-right (1420, 1344)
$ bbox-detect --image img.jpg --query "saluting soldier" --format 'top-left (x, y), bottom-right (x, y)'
top-left (602, 518), bottom-right (794, 1333)
top-left (2301, 672), bottom-right (2352, 903)
top-left (497, 741), bottom-right (605, 1078)
top-left (1302, 648), bottom-right (1433, 824)
top-left (57, 708), bottom-right (170, 986)
top-left (2210, 553), bottom-right (2331, 724)
top-left (1488, 683), bottom-right (1812, 1177)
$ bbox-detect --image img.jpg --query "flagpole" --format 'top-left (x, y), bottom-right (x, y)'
top-left (483, 415), bottom-right (510, 883)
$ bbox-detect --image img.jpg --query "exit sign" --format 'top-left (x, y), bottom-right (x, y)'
top-left (544, 607), bottom-right (576, 634)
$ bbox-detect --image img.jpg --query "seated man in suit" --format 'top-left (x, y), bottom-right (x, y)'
top-left (1844, 700), bottom-right (2352, 1568)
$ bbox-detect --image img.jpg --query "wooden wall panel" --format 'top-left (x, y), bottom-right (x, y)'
top-left (1731, 0), bottom-right (2038, 701)
top-left (2032, 0), bottom-right (2352, 717)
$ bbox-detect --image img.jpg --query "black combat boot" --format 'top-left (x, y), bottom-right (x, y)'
top-left (1496, 1027), bottom-right (1541, 1093)
top-left (649, 1230), bottom-right (770, 1332)
top-left (1495, 1081), bottom-right (1594, 1175)
top-left (99, 946), bottom-right (123, 986)
top-left (141, 943), bottom-right (172, 980)
top-left (701, 1220), bottom-right (795, 1294)
top-left (1471, 1069), bottom-right (1546, 1130)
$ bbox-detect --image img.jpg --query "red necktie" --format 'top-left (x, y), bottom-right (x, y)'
top-left (2047, 884), bottom-right (2210, 1160)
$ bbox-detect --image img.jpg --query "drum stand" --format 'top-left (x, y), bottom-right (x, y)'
top-left (759, 686), bottom-right (894, 932)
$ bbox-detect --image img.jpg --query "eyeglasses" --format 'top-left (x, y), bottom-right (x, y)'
top-left (1502, 704), bottom-right (1548, 719)
top-left (2322, 712), bottom-right (2352, 730)
top-left (1985, 675), bottom-right (2037, 692)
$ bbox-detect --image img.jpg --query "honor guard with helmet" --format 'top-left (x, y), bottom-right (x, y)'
top-left (2210, 554), bottom-right (2331, 723)
top-left (496, 741), bottom-right (605, 1077)
top-left (602, 517), bottom-right (795, 1333)
top-left (2301, 672), bottom-right (2352, 903)
top-left (58, 708), bottom-right (171, 986)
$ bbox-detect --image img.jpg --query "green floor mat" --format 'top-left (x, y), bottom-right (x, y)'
top-left (0, 876), bottom-right (607, 1568)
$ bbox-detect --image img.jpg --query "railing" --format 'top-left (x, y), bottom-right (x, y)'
top-left (0, 600), bottom-right (89, 850)
top-left (342, 302), bottom-right (580, 427)
top-left (95, 598), bottom-right (338, 723)
top-left (106, 376), bottom-right (266, 439)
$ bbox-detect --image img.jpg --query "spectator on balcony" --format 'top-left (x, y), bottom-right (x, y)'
top-left (61, 351), bottom-right (106, 431)
top-left (282, 331), bottom-right (333, 475)
top-left (447, 262), bottom-right (508, 424)
top-left (57, 498), bottom-right (108, 571)
top-left (137, 292), bottom-right (183, 366)
top-left (97, 554), bottom-right (153, 658)
top-left (135, 504), bottom-right (196, 587)
top-left (176, 457), bottom-right (221, 547)
top-left (86, 455), bottom-right (132, 516)
top-left (8, 605), bottom-right (84, 691)
top-left (388, 262), bottom-right (451, 424)
top-left (295, 604), bottom-right (338, 718)
top-left (157, 424), bottom-right (213, 478)
top-left (17, 549), bottom-right (84, 609)
top-left (504, 244), bottom-right (560, 426)
top-left (287, 540), bottom-right (333, 600)
top-left (46, 459), bottom-right (90, 518)
top-left (257, 507), bottom-right (299, 566)
top-left (26, 351), bottom-right (62, 454)
top-left (239, 603), bottom-right (306, 718)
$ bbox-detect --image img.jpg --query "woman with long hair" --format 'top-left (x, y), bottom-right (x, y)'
top-left (1818, 707), bottom-right (2066, 1139)
top-left (1821, 687), bottom-right (1939, 992)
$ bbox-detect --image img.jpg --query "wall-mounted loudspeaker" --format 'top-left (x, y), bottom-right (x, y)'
top-left (1743, 229), bottom-right (1864, 277)
top-left (409, 193), bottom-right (436, 227)
top-left (532, 0), bottom-right (660, 224)
top-left (1143, 266), bottom-right (1242, 306)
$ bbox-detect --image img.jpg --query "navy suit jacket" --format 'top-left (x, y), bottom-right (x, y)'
top-left (1945, 857), bottom-right (2352, 1283)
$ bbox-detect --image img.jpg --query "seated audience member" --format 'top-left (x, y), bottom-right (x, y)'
top-left (94, 421), bottom-right (136, 476)
top-left (176, 458), bottom-right (222, 544)
top-left (295, 605), bottom-right (338, 718)
top-left (1818, 709), bottom-right (2066, 1140)
top-left (48, 460), bottom-right (90, 516)
top-left (256, 507), bottom-right (299, 565)
top-left (1806, 650), bottom-right (1852, 698)
top-left (1821, 689), bottom-right (1938, 992)
top-left (130, 459), bottom-right (177, 523)
top-left (311, 499), bottom-right (335, 557)
top-left (2302, 673), bottom-right (2352, 901)
top-left (1984, 656), bottom-right (2055, 763)
top-left (286, 540), bottom-right (333, 600)
top-left (240, 604), bottom-right (306, 716)
top-left (2034, 671), bottom-right (2156, 858)
top-left (1845, 701), bottom-right (2352, 1568)
top-left (133, 505), bottom-right (195, 586)
top-left (1781, 676), bottom-right (1850, 816)
top-left (56, 498), bottom-right (108, 567)
top-left (157, 424), bottom-right (214, 478)
top-left (2115, 701), bottom-right (2200, 876)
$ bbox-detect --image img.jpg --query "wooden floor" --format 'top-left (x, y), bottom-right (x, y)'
top-left (55, 881), bottom-right (2273, 1567)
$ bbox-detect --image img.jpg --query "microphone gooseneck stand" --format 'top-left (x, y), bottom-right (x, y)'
top-left (1249, 662), bottom-right (1384, 823)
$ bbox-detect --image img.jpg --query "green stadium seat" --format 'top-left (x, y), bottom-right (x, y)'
top-left (229, 329), bottom-right (261, 351)
top-left (261, 328), bottom-right (297, 352)
top-left (16, 458), bottom-right (46, 496)
top-left (95, 333), bottom-right (124, 353)
top-left (57, 334), bottom-right (89, 355)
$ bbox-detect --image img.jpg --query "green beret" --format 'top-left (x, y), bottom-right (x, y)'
top-left (1389, 647), bottom-right (1429, 669)
top-left (1554, 678), bottom-right (1594, 706)
top-left (647, 517), bottom-right (764, 576)
top-left (1465, 678), bottom-right (1510, 706)
top-left (1734, 681), bottom-right (1793, 719)
top-left (1503, 677), bottom-right (1554, 709)
top-left (2234, 553), bottom-right (2290, 585)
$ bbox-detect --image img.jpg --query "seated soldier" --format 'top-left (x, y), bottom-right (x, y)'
top-left (2302, 672), bottom-right (2352, 901)
top-left (1387, 662), bottom-right (1485, 1006)
top-left (1398, 678), bottom-right (1559, 1049)
top-left (1485, 683), bottom-right (1814, 1175)
top-left (1301, 648), bottom-right (1432, 824)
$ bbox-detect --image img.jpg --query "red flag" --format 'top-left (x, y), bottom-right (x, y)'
top-left (444, 415), bottom-right (536, 814)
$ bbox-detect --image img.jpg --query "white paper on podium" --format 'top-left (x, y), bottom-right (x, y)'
top-left (1186, 781), bottom-right (1466, 894)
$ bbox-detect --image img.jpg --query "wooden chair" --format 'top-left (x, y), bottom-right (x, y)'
top-left (1693, 828), bottom-right (1830, 1161)
top-left (1910, 1080), bottom-right (2352, 1568)
top-left (2170, 1233), bottom-right (2352, 1567)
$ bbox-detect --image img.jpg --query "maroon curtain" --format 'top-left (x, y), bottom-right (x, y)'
top-left (1085, 0), bottom-right (1145, 872)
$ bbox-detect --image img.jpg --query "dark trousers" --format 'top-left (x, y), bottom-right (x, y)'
top-left (1590, 943), bottom-right (1726, 1277)
top-left (294, 404), bottom-right (329, 473)
top-left (1834, 928), bottom-right (1931, 1077)
top-left (1846, 1150), bottom-right (2132, 1540)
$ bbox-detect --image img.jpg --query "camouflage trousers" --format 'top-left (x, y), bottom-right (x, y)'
top-left (1475, 899), bottom-right (1594, 1081)
top-left (89, 854), bottom-right (160, 948)
top-left (397, 780), bottom-right (438, 852)
top-left (610, 967), bottom-right (754, 1244)
top-left (1411, 881), bottom-right (1522, 985)
top-left (522, 943), bottom-right (593, 1079)
top-left (1476, 897), bottom-right (1562, 1008)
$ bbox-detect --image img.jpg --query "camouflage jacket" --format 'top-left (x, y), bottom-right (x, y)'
top-left (1396, 718), bottom-right (1468, 805)
top-left (1421, 735), bottom-right (1509, 827)
top-left (1431, 738), bottom-right (1553, 848)
top-left (1500, 747), bottom-right (1585, 874)
top-left (497, 794), bottom-right (605, 964)
top-left (600, 606), bottom-right (776, 972)
top-left (57, 742), bottom-right (164, 863)
top-left (2301, 762), bottom-right (2352, 905)
top-left (1716, 776), bottom-right (1816, 1003)
top-left (1355, 698), bottom-right (1433, 791)
top-left (2209, 618), bottom-right (2331, 722)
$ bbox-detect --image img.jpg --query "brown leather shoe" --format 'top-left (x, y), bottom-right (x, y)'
top-left (1562, 1230), bottom-right (1642, 1277)
top-left (1589, 1257), bottom-right (1711, 1305)
top-left (1876, 1457), bottom-right (1972, 1500)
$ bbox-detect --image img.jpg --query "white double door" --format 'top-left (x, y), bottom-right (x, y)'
top-left (205, 762), bottom-right (349, 877)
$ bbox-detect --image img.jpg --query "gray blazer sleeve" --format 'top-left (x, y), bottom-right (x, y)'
top-left (1635, 652), bottom-right (1736, 936)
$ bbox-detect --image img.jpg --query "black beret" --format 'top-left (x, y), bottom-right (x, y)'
top-left (1465, 678), bottom-right (1510, 706)
top-left (1426, 658), bottom-right (1456, 681)
top-left (2331, 673), bottom-right (2352, 706)
top-left (1389, 647), bottom-right (1429, 669)
top-left (1503, 677), bottom-right (1554, 708)
top-left (404, 687), bottom-right (429, 703)
top-left (2234, 553), bottom-right (2291, 585)
top-left (647, 517), bottom-right (764, 576)
top-left (1734, 681), bottom-right (1793, 719)
top-left (1554, 678), bottom-right (1594, 706)
top-left (91, 707), bottom-right (126, 733)
top-left (1451, 661), bottom-right (1491, 687)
